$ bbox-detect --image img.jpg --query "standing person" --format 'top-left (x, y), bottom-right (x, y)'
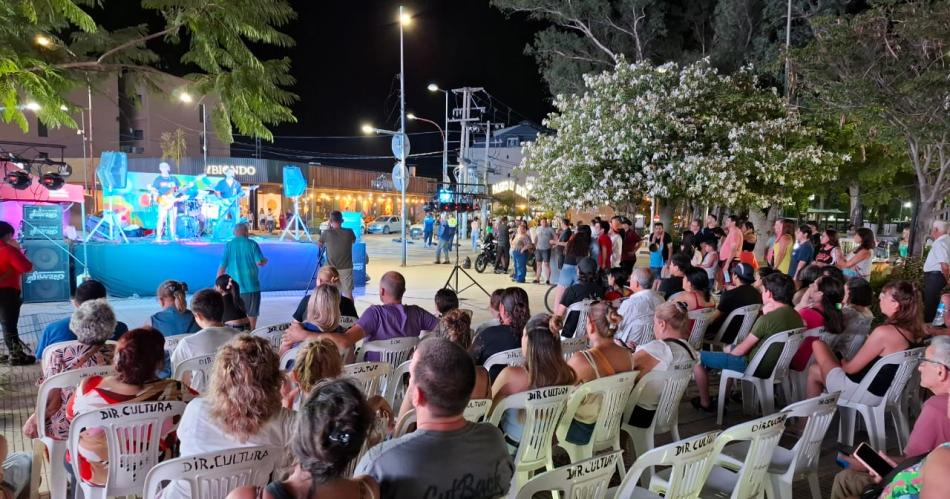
top-left (790, 225), bottom-right (816, 282)
top-left (899, 226), bottom-right (911, 258)
top-left (719, 216), bottom-right (743, 283)
top-left (434, 213), bottom-right (456, 265)
top-left (218, 223), bottom-right (268, 329)
top-left (608, 216), bottom-right (624, 269)
top-left (533, 218), bottom-right (555, 285)
top-left (770, 218), bottom-right (795, 275)
top-left (494, 217), bottom-right (510, 274)
top-left (511, 224), bottom-right (531, 283)
top-left (647, 223), bottom-right (672, 277)
top-left (470, 216), bottom-right (480, 252)
top-left (620, 218), bottom-right (641, 274)
top-left (838, 227), bottom-right (875, 279)
top-left (1, 220), bottom-right (39, 366)
top-left (422, 212), bottom-right (435, 248)
top-left (924, 220), bottom-right (950, 323)
top-left (739, 221), bottom-right (759, 270)
top-left (554, 218), bottom-right (573, 271)
top-left (701, 214), bottom-right (719, 239)
top-left (318, 211), bottom-right (356, 298)
top-left (149, 162), bottom-right (181, 241)
top-left (214, 168), bottom-right (243, 223)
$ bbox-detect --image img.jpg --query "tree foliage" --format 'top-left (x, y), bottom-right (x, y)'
top-left (0, 0), bottom-right (297, 141)
top-left (520, 59), bottom-right (843, 211)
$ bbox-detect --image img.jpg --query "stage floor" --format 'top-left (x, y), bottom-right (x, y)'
top-left (76, 237), bottom-right (320, 297)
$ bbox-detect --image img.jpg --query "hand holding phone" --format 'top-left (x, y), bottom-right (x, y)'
top-left (853, 442), bottom-right (896, 479)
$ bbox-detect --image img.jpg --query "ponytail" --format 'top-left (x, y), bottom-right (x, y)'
top-left (215, 274), bottom-right (246, 315)
top-left (587, 300), bottom-right (622, 338)
top-left (157, 280), bottom-right (189, 313)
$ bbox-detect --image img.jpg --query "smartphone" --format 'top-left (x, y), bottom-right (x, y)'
top-left (853, 442), bottom-right (894, 477)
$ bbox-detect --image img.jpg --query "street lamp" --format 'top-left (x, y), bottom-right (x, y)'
top-left (397, 5), bottom-right (410, 267)
top-left (178, 91), bottom-right (207, 169)
top-left (902, 201), bottom-right (913, 221)
top-left (406, 113), bottom-right (445, 149)
top-left (34, 34), bottom-right (52, 48)
top-left (427, 83), bottom-right (450, 183)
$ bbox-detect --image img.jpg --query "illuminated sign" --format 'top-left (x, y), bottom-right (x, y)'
top-left (205, 164), bottom-right (257, 176)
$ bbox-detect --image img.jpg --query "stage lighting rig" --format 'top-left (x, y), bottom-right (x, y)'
top-left (40, 172), bottom-right (65, 190)
top-left (4, 170), bottom-right (31, 190)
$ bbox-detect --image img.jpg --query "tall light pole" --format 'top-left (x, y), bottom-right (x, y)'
top-left (407, 113), bottom-right (445, 167)
top-left (427, 83), bottom-right (449, 183)
top-left (398, 6), bottom-right (411, 267)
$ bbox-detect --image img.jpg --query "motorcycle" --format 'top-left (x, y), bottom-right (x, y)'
top-left (474, 237), bottom-right (497, 273)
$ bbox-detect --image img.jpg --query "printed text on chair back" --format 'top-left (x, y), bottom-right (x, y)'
top-left (343, 362), bottom-right (393, 398)
top-left (615, 431), bottom-right (721, 499)
top-left (713, 412), bottom-right (788, 499)
top-left (142, 445), bottom-right (281, 499)
top-left (784, 393), bottom-right (840, 477)
top-left (515, 451), bottom-right (622, 499)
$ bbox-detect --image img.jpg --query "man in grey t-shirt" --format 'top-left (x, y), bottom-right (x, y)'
top-left (356, 339), bottom-right (513, 499)
top-left (533, 218), bottom-right (556, 284)
top-left (318, 210), bottom-right (356, 297)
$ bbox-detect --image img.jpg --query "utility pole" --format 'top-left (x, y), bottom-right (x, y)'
top-left (449, 87), bottom-right (483, 237)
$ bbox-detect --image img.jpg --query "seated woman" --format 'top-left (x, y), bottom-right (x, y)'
top-left (792, 264), bottom-right (822, 306)
top-left (669, 267), bottom-right (716, 312)
top-left (302, 284), bottom-right (344, 334)
top-left (281, 338), bottom-right (344, 409)
top-left (565, 301), bottom-right (635, 444)
top-left (603, 268), bottom-right (633, 302)
top-left (434, 288), bottom-right (459, 317)
top-left (628, 301), bottom-right (696, 428)
top-left (65, 328), bottom-right (193, 487)
top-left (697, 237), bottom-right (719, 283)
top-left (471, 287), bottom-right (531, 381)
top-left (147, 280), bottom-right (199, 336)
top-left (228, 379), bottom-right (379, 499)
top-left (790, 276), bottom-right (845, 371)
top-left (491, 325), bottom-right (576, 451)
top-left (838, 228), bottom-right (875, 279)
top-left (215, 274), bottom-right (249, 331)
top-left (806, 280), bottom-right (925, 401)
top-left (292, 266), bottom-right (359, 323)
top-left (161, 335), bottom-right (296, 499)
top-left (841, 278), bottom-right (874, 344)
top-left (23, 299), bottom-right (117, 440)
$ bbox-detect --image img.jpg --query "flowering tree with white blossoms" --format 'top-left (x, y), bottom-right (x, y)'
top-left (520, 59), bottom-right (843, 214)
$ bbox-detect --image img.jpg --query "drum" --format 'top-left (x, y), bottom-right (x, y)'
top-left (201, 202), bottom-right (221, 220)
top-left (176, 215), bottom-right (199, 239)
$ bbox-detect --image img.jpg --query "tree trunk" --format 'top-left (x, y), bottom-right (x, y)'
top-left (659, 201), bottom-right (674, 231)
top-left (912, 197), bottom-right (934, 257)
top-left (848, 181), bottom-right (862, 228)
top-left (691, 202), bottom-right (703, 223)
top-left (749, 205), bottom-right (782, 262)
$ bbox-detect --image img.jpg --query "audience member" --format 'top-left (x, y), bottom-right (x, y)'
top-left (815, 228), bottom-right (844, 268)
top-left (739, 221), bottom-right (758, 270)
top-left (0, 435), bottom-right (31, 499)
top-left (719, 216), bottom-right (743, 281)
top-left (356, 339), bottom-right (513, 499)
top-left (789, 276), bottom-right (845, 371)
top-left (283, 338), bottom-right (343, 409)
top-left (65, 328), bottom-right (193, 486)
top-left (301, 284), bottom-right (344, 334)
top-left (147, 280), bottom-right (199, 336)
top-left (170, 290), bottom-right (240, 379)
top-left (790, 225), bottom-right (816, 281)
top-left (218, 223), bottom-right (268, 329)
top-left (434, 288), bottom-right (459, 316)
top-left (647, 223), bottom-right (673, 277)
top-left (556, 257), bottom-right (605, 337)
top-left (23, 299), bottom-right (117, 440)
top-left (697, 237), bottom-right (719, 282)
top-left (292, 266), bottom-right (359, 323)
top-left (806, 280), bottom-right (925, 400)
top-left (552, 224), bottom-right (591, 308)
top-left (838, 227), bottom-right (875, 279)
top-left (656, 253), bottom-right (692, 299)
top-left (604, 267), bottom-right (632, 301)
top-left (706, 263), bottom-right (762, 344)
top-left (230, 379), bottom-right (379, 499)
top-left (670, 267), bottom-right (715, 312)
top-left (923, 220), bottom-right (950, 323)
top-left (215, 274), bottom-right (249, 330)
top-left (471, 287), bottom-right (530, 380)
top-left (616, 268), bottom-right (665, 347)
top-left (620, 218), bottom-right (641, 274)
top-left (692, 272), bottom-right (803, 412)
top-left (318, 211), bottom-right (357, 298)
top-left (792, 264), bottom-right (822, 306)
top-left (770, 219), bottom-right (795, 275)
top-left (0, 221), bottom-right (33, 366)
top-left (34, 279), bottom-right (128, 358)
top-left (840, 278), bottom-right (875, 353)
top-left (474, 289), bottom-right (505, 336)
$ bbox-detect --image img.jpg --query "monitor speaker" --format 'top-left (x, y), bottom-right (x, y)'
top-left (21, 240), bottom-right (72, 303)
top-left (96, 151), bottom-right (128, 191)
top-left (283, 165), bottom-right (306, 198)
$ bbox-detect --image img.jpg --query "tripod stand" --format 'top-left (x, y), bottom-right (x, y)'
top-left (280, 196), bottom-right (312, 242)
top-left (84, 195), bottom-right (128, 243)
top-left (443, 213), bottom-right (489, 298)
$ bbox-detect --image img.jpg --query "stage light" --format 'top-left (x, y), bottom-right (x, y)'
top-left (40, 173), bottom-right (65, 190)
top-left (4, 170), bottom-right (31, 190)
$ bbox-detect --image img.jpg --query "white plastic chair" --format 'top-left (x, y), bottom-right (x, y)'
top-left (514, 450), bottom-right (623, 499)
top-left (716, 329), bottom-right (804, 425)
top-left (339, 316), bottom-right (358, 329)
top-left (687, 308), bottom-right (717, 350)
top-left (279, 345), bottom-right (299, 372)
top-left (705, 304), bottom-right (762, 351)
top-left (355, 336), bottom-right (419, 372)
top-left (41, 340), bottom-right (118, 370)
top-left (383, 360), bottom-right (412, 410)
top-left (565, 300), bottom-right (592, 338)
top-left (617, 317), bottom-right (654, 347)
top-left (162, 334), bottom-right (191, 354)
top-left (621, 359), bottom-right (697, 485)
top-left (172, 354), bottom-right (216, 393)
top-left (555, 371), bottom-right (638, 480)
top-left (33, 365), bottom-right (114, 499)
top-left (838, 347), bottom-right (924, 450)
top-left (612, 431), bottom-right (721, 499)
top-left (488, 385), bottom-right (572, 489)
top-left (483, 348), bottom-right (525, 373)
top-left (719, 393), bottom-right (839, 499)
top-left (250, 322), bottom-right (291, 350)
top-left (343, 362), bottom-right (393, 398)
top-left (67, 401), bottom-right (188, 499)
top-left (788, 327), bottom-right (840, 402)
top-left (463, 398), bottom-right (492, 423)
top-left (142, 445), bottom-right (281, 499)
top-left (560, 336), bottom-right (588, 360)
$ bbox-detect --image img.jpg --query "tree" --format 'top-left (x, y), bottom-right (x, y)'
top-left (520, 59), bottom-right (842, 215)
top-left (0, 0), bottom-right (297, 142)
top-left (792, 0), bottom-right (950, 255)
top-left (160, 128), bottom-right (187, 172)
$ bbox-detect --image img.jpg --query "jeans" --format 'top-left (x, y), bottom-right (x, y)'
top-left (436, 239), bottom-right (451, 262)
top-left (924, 271), bottom-right (947, 323)
top-left (471, 229), bottom-right (480, 251)
top-left (496, 246), bottom-right (510, 271)
top-left (512, 249), bottom-right (527, 282)
top-left (0, 287), bottom-right (23, 351)
top-left (423, 230), bottom-right (433, 247)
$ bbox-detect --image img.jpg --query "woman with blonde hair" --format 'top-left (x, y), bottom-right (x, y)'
top-left (162, 335), bottom-right (295, 499)
top-left (147, 280), bottom-right (199, 336)
top-left (281, 338), bottom-right (344, 409)
top-left (304, 284), bottom-right (343, 333)
top-left (631, 301), bottom-right (697, 427)
top-left (293, 266), bottom-right (359, 323)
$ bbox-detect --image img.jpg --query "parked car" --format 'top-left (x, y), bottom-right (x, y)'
top-left (366, 216), bottom-right (402, 234)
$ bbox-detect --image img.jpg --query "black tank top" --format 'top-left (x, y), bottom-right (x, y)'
top-left (741, 240), bottom-right (756, 252)
top-left (846, 326), bottom-right (918, 396)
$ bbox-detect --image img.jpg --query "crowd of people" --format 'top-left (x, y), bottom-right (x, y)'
top-left (2, 211), bottom-right (950, 499)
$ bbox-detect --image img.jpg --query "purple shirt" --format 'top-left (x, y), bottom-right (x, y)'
top-left (356, 303), bottom-right (439, 342)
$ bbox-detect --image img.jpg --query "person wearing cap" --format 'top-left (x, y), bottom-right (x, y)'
top-left (555, 257), bottom-right (605, 336)
top-left (705, 263), bottom-right (762, 344)
top-left (218, 223), bottom-right (268, 329)
top-left (149, 161), bottom-right (182, 241)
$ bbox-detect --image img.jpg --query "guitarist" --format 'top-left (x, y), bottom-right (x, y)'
top-left (149, 162), bottom-right (182, 241)
top-left (214, 168), bottom-right (243, 223)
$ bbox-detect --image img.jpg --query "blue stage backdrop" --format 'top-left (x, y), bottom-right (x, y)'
top-left (77, 239), bottom-right (319, 297)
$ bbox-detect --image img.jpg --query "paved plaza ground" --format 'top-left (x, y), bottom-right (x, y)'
top-left (1, 233), bottom-right (879, 497)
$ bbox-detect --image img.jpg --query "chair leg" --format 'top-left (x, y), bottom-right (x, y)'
top-left (838, 406), bottom-right (856, 446)
top-left (631, 427), bottom-right (654, 487)
top-left (765, 474), bottom-right (790, 499)
top-left (760, 381), bottom-right (776, 415)
top-left (867, 407), bottom-right (887, 451)
top-left (807, 471), bottom-right (822, 499)
top-left (717, 374), bottom-right (730, 425)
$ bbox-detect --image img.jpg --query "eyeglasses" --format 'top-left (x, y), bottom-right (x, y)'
top-left (921, 358), bottom-right (950, 369)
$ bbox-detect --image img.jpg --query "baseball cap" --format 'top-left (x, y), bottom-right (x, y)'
top-left (732, 263), bottom-right (756, 284)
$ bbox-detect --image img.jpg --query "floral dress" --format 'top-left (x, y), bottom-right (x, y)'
top-left (881, 442), bottom-right (950, 498)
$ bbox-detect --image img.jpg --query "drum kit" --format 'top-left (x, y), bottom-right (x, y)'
top-left (144, 186), bottom-right (252, 239)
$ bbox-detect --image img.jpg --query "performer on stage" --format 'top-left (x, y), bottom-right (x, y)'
top-left (149, 162), bottom-right (181, 241)
top-left (214, 168), bottom-right (243, 223)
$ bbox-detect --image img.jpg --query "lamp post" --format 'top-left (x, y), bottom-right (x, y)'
top-left (397, 6), bottom-right (411, 267)
top-left (178, 92), bottom-right (207, 169)
top-left (427, 83), bottom-right (450, 183)
top-left (406, 112), bottom-right (446, 169)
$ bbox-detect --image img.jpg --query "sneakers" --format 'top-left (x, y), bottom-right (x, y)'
top-left (1, 339), bottom-right (36, 366)
top-left (690, 396), bottom-right (718, 414)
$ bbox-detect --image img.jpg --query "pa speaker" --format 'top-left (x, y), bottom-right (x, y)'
top-left (21, 204), bottom-right (63, 240)
top-left (96, 151), bottom-right (128, 191)
top-left (283, 165), bottom-right (306, 198)
top-left (22, 240), bottom-right (72, 303)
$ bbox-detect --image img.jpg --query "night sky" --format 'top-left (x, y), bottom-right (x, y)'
top-left (230, 0), bottom-right (554, 178)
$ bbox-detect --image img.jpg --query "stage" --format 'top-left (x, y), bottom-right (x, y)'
top-left (76, 237), bottom-right (321, 297)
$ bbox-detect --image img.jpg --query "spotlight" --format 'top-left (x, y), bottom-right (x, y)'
top-left (40, 173), bottom-right (65, 190)
top-left (4, 170), bottom-right (31, 190)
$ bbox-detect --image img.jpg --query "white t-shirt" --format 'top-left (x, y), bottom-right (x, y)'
top-left (610, 232), bottom-right (623, 268)
top-left (633, 339), bottom-right (697, 410)
top-left (170, 326), bottom-right (241, 368)
top-left (160, 397), bottom-right (296, 499)
top-left (924, 234), bottom-right (950, 273)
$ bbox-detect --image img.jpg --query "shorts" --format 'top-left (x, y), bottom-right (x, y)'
top-left (826, 367), bottom-right (879, 404)
top-left (536, 249), bottom-right (551, 263)
top-left (557, 264), bottom-right (578, 287)
top-left (240, 292), bottom-right (261, 317)
top-left (338, 268), bottom-right (354, 297)
top-left (700, 351), bottom-right (748, 372)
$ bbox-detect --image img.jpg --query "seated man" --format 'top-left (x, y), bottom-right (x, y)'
top-left (656, 252), bottom-right (693, 299)
top-left (34, 279), bottom-right (128, 359)
top-left (830, 336), bottom-right (950, 499)
top-left (282, 271), bottom-right (438, 354)
top-left (170, 290), bottom-right (240, 388)
top-left (555, 257), bottom-right (605, 337)
top-left (616, 267), bottom-right (665, 347)
top-left (706, 263), bottom-right (762, 343)
top-left (691, 272), bottom-right (803, 412)
top-left (356, 338), bottom-right (513, 499)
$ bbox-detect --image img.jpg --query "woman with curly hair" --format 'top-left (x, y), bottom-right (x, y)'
top-left (281, 338), bottom-right (344, 409)
top-left (228, 379), bottom-right (379, 499)
top-left (469, 287), bottom-right (531, 381)
top-left (161, 335), bottom-right (295, 499)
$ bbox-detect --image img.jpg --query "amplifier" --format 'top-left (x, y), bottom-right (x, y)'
top-left (21, 239), bottom-right (72, 303)
top-left (21, 204), bottom-right (63, 240)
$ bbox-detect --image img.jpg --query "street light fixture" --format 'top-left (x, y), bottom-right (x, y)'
top-left (427, 83), bottom-right (450, 182)
top-left (24, 102), bottom-right (41, 112)
top-left (34, 34), bottom-right (52, 48)
top-left (177, 90), bottom-right (207, 168)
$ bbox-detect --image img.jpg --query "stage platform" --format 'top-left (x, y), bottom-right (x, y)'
top-left (76, 238), bottom-right (320, 297)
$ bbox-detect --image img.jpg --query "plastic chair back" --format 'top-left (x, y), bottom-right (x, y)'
top-left (710, 412), bottom-right (789, 499)
top-left (382, 360), bottom-right (412, 410)
top-left (615, 431), bottom-right (721, 499)
top-left (162, 334), bottom-right (191, 354)
top-left (707, 304), bottom-right (761, 348)
top-left (142, 446), bottom-right (281, 499)
top-left (356, 336), bottom-right (419, 372)
top-left (687, 308), bottom-right (717, 349)
top-left (743, 329), bottom-right (804, 381)
top-left (488, 385), bottom-right (572, 483)
top-left (172, 354), bottom-right (216, 393)
top-left (340, 316), bottom-right (358, 329)
top-left (624, 358), bottom-right (696, 440)
top-left (566, 300), bottom-right (592, 339)
top-left (278, 346), bottom-right (299, 372)
top-left (560, 336), bottom-right (588, 360)
top-left (483, 348), bottom-right (525, 373)
top-left (781, 393), bottom-right (840, 479)
top-left (250, 323), bottom-right (291, 350)
top-left (514, 451), bottom-right (622, 499)
top-left (463, 398), bottom-right (492, 423)
top-left (343, 362), bottom-right (393, 398)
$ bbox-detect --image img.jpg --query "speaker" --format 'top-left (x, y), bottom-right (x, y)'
top-left (96, 151), bottom-right (128, 191)
top-left (283, 165), bottom-right (306, 198)
top-left (21, 204), bottom-right (63, 240)
top-left (21, 240), bottom-right (72, 303)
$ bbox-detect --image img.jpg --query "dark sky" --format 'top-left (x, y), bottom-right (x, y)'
top-left (230, 0), bottom-right (553, 178)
